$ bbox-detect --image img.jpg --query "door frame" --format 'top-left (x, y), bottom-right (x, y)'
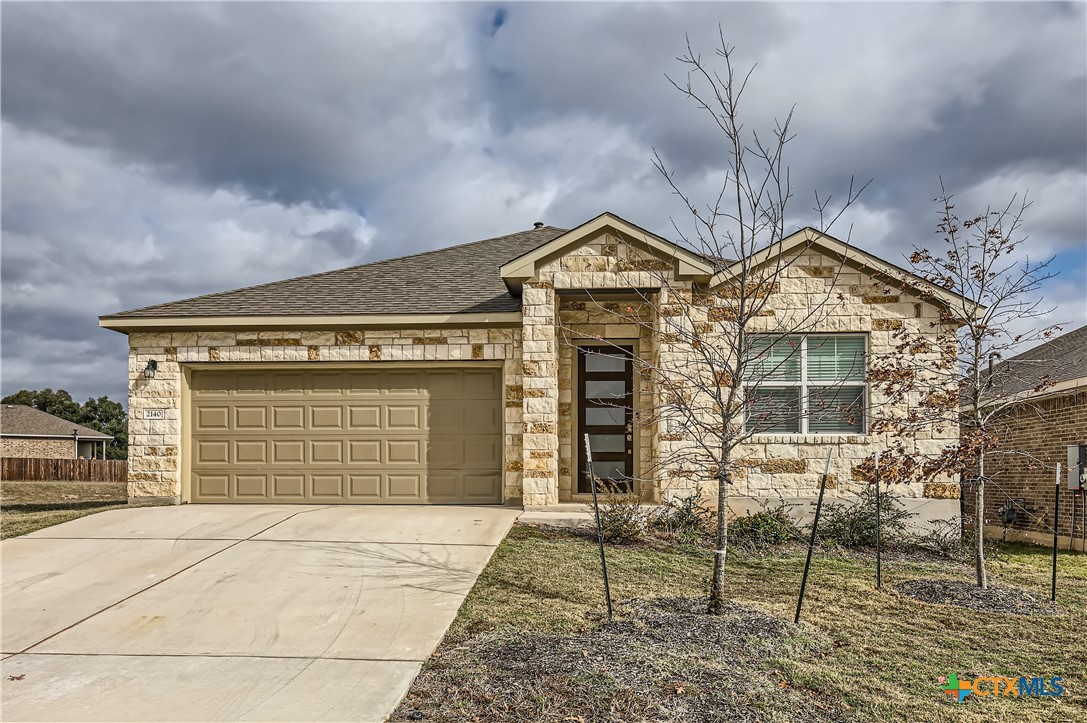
top-left (573, 341), bottom-right (640, 496)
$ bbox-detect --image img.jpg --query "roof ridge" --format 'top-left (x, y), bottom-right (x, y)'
top-left (104, 225), bottom-right (567, 318)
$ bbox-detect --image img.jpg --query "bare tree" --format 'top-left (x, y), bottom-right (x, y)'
top-left (565, 33), bottom-right (866, 614)
top-left (869, 182), bottom-right (1059, 589)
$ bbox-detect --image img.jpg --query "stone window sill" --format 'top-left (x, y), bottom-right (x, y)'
top-left (747, 434), bottom-right (871, 445)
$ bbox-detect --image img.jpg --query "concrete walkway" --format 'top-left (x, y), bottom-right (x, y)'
top-left (1, 504), bottom-right (520, 722)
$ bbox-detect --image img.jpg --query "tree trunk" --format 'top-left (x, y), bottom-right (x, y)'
top-left (975, 452), bottom-right (988, 589)
top-left (709, 468), bottom-right (729, 614)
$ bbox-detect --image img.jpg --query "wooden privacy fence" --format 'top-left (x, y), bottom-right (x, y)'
top-left (1, 457), bottom-right (128, 483)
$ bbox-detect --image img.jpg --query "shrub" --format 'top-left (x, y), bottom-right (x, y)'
top-left (649, 491), bottom-right (715, 543)
top-left (817, 484), bottom-right (913, 548)
top-left (729, 500), bottom-right (802, 550)
top-left (913, 519), bottom-right (1005, 565)
top-left (586, 487), bottom-right (651, 544)
top-left (913, 518), bottom-right (964, 558)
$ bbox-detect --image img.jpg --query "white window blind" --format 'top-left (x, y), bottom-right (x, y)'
top-left (744, 334), bottom-right (867, 434)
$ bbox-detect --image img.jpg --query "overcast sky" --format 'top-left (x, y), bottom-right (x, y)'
top-left (2, 2), bottom-right (1085, 404)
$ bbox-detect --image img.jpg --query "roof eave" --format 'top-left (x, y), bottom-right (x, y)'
top-left (99, 311), bottom-right (524, 333)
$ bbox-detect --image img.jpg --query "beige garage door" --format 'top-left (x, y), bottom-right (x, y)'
top-left (188, 367), bottom-right (502, 504)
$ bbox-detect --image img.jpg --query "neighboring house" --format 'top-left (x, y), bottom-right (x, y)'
top-left (0, 404), bottom-right (113, 459)
top-left (962, 325), bottom-right (1087, 546)
top-left (100, 212), bottom-right (966, 514)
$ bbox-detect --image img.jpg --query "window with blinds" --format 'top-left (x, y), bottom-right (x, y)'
top-left (744, 335), bottom-right (866, 434)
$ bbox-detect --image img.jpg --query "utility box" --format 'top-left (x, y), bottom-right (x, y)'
top-left (1068, 444), bottom-right (1086, 491)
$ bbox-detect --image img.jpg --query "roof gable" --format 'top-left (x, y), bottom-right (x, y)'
top-left (708, 227), bottom-right (983, 317)
top-left (499, 212), bottom-right (714, 291)
top-left (0, 405), bottom-right (112, 439)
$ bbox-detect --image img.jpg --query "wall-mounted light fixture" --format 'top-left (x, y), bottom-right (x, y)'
top-left (143, 359), bottom-right (158, 379)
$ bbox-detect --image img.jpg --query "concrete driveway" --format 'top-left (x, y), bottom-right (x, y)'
top-left (1, 504), bottom-right (520, 722)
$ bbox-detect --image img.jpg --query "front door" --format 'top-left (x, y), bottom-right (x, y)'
top-left (577, 345), bottom-right (634, 493)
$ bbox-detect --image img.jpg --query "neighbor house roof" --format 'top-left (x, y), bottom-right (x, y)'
top-left (101, 225), bottom-right (567, 323)
top-left (987, 324), bottom-right (1087, 398)
top-left (0, 405), bottom-right (113, 440)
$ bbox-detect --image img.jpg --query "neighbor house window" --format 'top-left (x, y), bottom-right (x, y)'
top-left (744, 335), bottom-right (866, 434)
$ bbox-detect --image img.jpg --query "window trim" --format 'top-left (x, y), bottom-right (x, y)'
top-left (745, 334), bottom-right (868, 435)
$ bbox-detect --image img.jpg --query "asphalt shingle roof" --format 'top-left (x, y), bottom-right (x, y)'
top-left (103, 226), bottom-right (568, 319)
top-left (0, 405), bottom-right (113, 439)
top-left (990, 324), bottom-right (1087, 396)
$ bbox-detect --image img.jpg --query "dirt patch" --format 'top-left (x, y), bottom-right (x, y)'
top-left (894, 578), bottom-right (1059, 616)
top-left (395, 596), bottom-right (844, 722)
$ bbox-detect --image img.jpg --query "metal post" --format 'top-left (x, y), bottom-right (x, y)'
top-left (584, 434), bottom-right (613, 621)
top-left (1081, 490), bottom-right (1086, 553)
top-left (795, 450), bottom-right (833, 625)
top-left (875, 455), bottom-right (882, 590)
top-left (1070, 492), bottom-right (1078, 553)
top-left (1052, 464), bottom-right (1061, 602)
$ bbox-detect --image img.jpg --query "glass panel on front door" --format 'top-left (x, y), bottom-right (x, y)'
top-left (578, 346), bottom-right (634, 493)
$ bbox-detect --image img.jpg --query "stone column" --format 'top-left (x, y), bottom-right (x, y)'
top-left (520, 281), bottom-right (559, 506)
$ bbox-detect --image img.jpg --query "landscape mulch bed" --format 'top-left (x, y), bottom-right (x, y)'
top-left (894, 578), bottom-right (1059, 616)
top-left (395, 597), bottom-right (846, 723)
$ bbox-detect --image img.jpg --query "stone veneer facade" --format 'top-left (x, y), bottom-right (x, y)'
top-left (125, 231), bottom-right (960, 509)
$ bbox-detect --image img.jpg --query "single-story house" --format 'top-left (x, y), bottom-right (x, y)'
top-left (962, 324), bottom-right (1087, 546)
top-left (0, 404), bottom-right (113, 459)
top-left (100, 212), bottom-right (965, 514)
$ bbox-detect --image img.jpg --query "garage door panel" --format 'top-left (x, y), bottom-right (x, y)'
top-left (189, 367), bottom-right (501, 504)
top-left (235, 474), bottom-right (268, 498)
top-left (195, 440), bottom-right (230, 464)
top-left (191, 371), bottom-right (233, 394)
top-left (233, 372), bottom-right (268, 394)
top-left (310, 440), bottom-right (344, 463)
top-left (428, 404), bottom-right (463, 431)
top-left (348, 440), bottom-right (381, 464)
top-left (272, 440), bottom-right (305, 464)
top-left (386, 439), bottom-right (422, 464)
top-left (383, 371), bottom-right (428, 395)
top-left (348, 406), bottom-right (381, 429)
top-left (234, 406), bottom-right (267, 430)
top-left (427, 473), bottom-right (459, 502)
top-left (310, 371), bottom-right (345, 395)
top-left (349, 474), bottom-right (382, 499)
top-left (386, 474), bottom-right (422, 499)
top-left (309, 406), bottom-right (343, 429)
top-left (196, 407), bottom-right (230, 431)
top-left (234, 440), bottom-right (267, 464)
top-left (194, 474), bottom-right (230, 498)
top-left (271, 371), bottom-right (306, 394)
top-left (272, 406), bottom-right (305, 430)
top-left (428, 439), bottom-right (463, 467)
top-left (385, 405), bottom-right (422, 430)
top-left (463, 438), bottom-right (501, 466)
top-left (273, 475), bottom-right (306, 498)
top-left (464, 473), bottom-right (501, 501)
top-left (464, 370), bottom-right (500, 397)
top-left (310, 474), bottom-right (344, 498)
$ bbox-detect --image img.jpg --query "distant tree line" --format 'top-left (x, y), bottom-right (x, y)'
top-left (2, 389), bottom-right (128, 459)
